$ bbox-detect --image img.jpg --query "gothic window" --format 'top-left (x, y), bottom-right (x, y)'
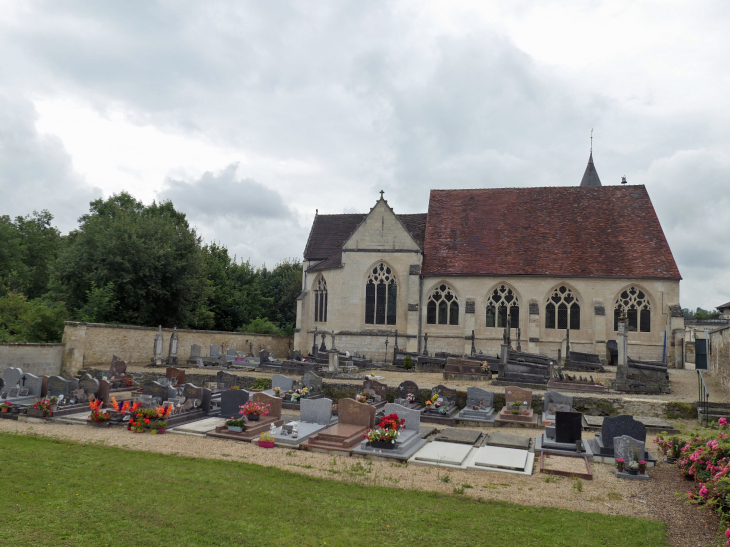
top-left (426, 284), bottom-right (459, 325)
top-left (485, 285), bottom-right (519, 328)
top-left (545, 286), bottom-right (580, 330)
top-left (614, 287), bottom-right (651, 332)
top-left (313, 276), bottom-right (328, 323)
top-left (365, 263), bottom-right (397, 325)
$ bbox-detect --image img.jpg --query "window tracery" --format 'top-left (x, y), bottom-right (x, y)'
top-left (614, 287), bottom-right (651, 332)
top-left (426, 284), bottom-right (459, 325)
top-left (365, 263), bottom-right (397, 325)
top-left (545, 286), bottom-right (580, 330)
top-left (486, 285), bottom-right (519, 328)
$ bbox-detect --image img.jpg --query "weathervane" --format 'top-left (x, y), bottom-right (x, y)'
top-left (590, 128), bottom-right (593, 154)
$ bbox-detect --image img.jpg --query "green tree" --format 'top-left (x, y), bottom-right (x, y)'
top-left (0, 292), bottom-right (67, 343)
top-left (694, 308), bottom-right (721, 319)
top-left (0, 216), bottom-right (29, 295)
top-left (237, 317), bottom-right (284, 336)
top-left (258, 259), bottom-right (302, 336)
top-left (13, 210), bottom-right (63, 299)
top-left (50, 193), bottom-right (209, 328)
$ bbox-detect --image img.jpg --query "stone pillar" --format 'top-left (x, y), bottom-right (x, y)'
top-left (464, 299), bottom-right (475, 355)
top-left (499, 344), bottom-right (508, 378)
top-left (565, 328), bottom-right (571, 362)
top-left (528, 299), bottom-right (540, 354)
top-left (616, 315), bottom-right (628, 385)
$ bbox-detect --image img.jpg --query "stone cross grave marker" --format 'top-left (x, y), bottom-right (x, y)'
top-left (363, 379), bottom-right (387, 402)
top-left (338, 398), bottom-right (375, 428)
top-left (301, 397), bottom-right (332, 425)
top-left (166, 367), bottom-right (186, 386)
top-left (614, 435), bottom-right (645, 463)
top-left (383, 402), bottom-right (420, 431)
top-left (544, 391), bottom-right (573, 414)
top-left (271, 374), bottom-right (294, 392)
top-left (466, 386), bottom-right (494, 410)
top-left (215, 371), bottom-right (238, 390)
top-left (601, 415), bottom-right (646, 450)
top-left (555, 411), bottom-right (583, 444)
top-left (395, 380), bottom-right (419, 405)
top-left (302, 371), bottom-right (323, 394)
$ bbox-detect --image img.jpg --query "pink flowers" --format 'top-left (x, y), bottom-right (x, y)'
top-left (719, 417), bottom-right (727, 427)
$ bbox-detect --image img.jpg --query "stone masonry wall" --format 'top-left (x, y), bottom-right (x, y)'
top-left (709, 327), bottom-right (730, 390)
top-left (0, 344), bottom-right (64, 377)
top-left (62, 322), bottom-right (293, 376)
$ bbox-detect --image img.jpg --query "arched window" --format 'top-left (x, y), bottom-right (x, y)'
top-left (486, 285), bottom-right (519, 328)
top-left (426, 284), bottom-right (459, 325)
top-left (545, 286), bottom-right (580, 330)
top-left (313, 276), bottom-right (328, 323)
top-left (365, 263), bottom-right (397, 325)
top-left (614, 287), bottom-right (651, 332)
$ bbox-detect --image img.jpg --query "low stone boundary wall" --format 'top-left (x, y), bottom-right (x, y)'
top-left (0, 344), bottom-right (64, 377)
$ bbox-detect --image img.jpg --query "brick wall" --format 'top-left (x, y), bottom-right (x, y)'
top-left (61, 322), bottom-right (293, 376)
top-left (0, 344), bottom-right (64, 377)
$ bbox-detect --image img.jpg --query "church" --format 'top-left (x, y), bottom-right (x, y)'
top-left (293, 154), bottom-right (685, 366)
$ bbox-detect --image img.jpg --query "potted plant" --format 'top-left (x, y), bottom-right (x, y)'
top-left (364, 413), bottom-right (405, 449)
top-left (332, 404), bottom-right (338, 417)
top-left (406, 394), bottom-right (416, 405)
top-left (355, 393), bottom-right (368, 403)
top-left (29, 397), bottom-right (57, 418)
top-left (667, 436), bottom-right (682, 463)
top-left (226, 417), bottom-right (247, 433)
top-left (615, 458), bottom-right (625, 472)
top-left (150, 420), bottom-right (167, 434)
top-left (626, 459), bottom-right (640, 475)
top-left (654, 434), bottom-right (669, 455)
top-left (128, 405), bottom-right (172, 433)
top-left (258, 432), bottom-right (275, 448)
top-left (88, 400), bottom-right (113, 427)
top-left (509, 401), bottom-right (521, 415)
top-left (273, 386), bottom-right (282, 397)
top-left (0, 401), bottom-right (12, 413)
top-left (240, 401), bottom-right (270, 422)
top-left (638, 460), bottom-right (647, 475)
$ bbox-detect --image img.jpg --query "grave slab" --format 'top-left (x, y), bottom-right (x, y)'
top-left (169, 417), bottom-right (227, 435)
top-left (409, 441), bottom-right (476, 469)
top-left (483, 432), bottom-right (532, 451)
top-left (466, 447), bottom-right (535, 475)
top-left (434, 428), bottom-right (483, 446)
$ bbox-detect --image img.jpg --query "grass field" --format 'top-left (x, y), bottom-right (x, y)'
top-left (0, 433), bottom-right (667, 547)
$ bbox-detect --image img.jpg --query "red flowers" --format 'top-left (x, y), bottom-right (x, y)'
top-left (378, 414), bottom-right (405, 432)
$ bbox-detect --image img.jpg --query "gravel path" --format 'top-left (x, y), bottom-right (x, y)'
top-left (2, 415), bottom-right (714, 545)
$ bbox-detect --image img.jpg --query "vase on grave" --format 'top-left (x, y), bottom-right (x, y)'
top-left (258, 440), bottom-right (275, 448)
top-left (228, 426), bottom-right (243, 433)
top-left (247, 414), bottom-right (260, 422)
top-left (368, 441), bottom-right (397, 450)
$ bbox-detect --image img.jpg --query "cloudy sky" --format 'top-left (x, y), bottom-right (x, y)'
top-left (1, 1), bottom-right (728, 310)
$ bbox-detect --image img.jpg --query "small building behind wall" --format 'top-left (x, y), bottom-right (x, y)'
top-left (708, 326), bottom-right (730, 390)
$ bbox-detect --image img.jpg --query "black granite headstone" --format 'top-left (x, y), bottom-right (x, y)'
top-left (220, 389), bottom-right (249, 420)
top-left (601, 415), bottom-right (646, 449)
top-left (555, 411), bottom-right (583, 444)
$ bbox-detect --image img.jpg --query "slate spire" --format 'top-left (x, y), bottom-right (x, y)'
top-left (580, 152), bottom-right (602, 187)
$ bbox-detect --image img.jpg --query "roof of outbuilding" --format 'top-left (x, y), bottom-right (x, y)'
top-left (421, 185), bottom-right (681, 279)
top-left (717, 302), bottom-right (730, 311)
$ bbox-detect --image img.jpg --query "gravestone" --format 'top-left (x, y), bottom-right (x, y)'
top-left (504, 386), bottom-right (532, 406)
top-left (167, 328), bottom-right (179, 365)
top-left (544, 391), bottom-right (573, 415)
top-left (301, 371), bottom-right (323, 394)
top-left (259, 349), bottom-right (271, 362)
top-left (109, 355), bottom-right (127, 379)
top-left (614, 435), bottom-right (646, 462)
top-left (166, 367), bottom-right (186, 386)
top-left (301, 397), bottom-right (332, 425)
top-left (382, 402), bottom-right (420, 432)
top-left (153, 326), bottom-right (164, 365)
top-left (220, 389), bottom-right (249, 419)
top-left (210, 345), bottom-right (221, 358)
top-left (142, 381), bottom-right (176, 403)
top-left (466, 386), bottom-right (494, 410)
top-left (4, 367), bottom-right (23, 389)
top-left (227, 348), bottom-right (236, 358)
top-left (363, 379), bottom-right (387, 403)
top-left (601, 415), bottom-right (646, 450)
top-left (97, 380), bottom-right (111, 403)
top-left (395, 381), bottom-right (420, 405)
top-left (182, 383), bottom-right (213, 414)
top-left (215, 371), bottom-right (238, 390)
top-left (555, 411), bottom-right (583, 444)
top-left (47, 376), bottom-right (79, 398)
top-left (338, 398), bottom-right (376, 428)
top-left (190, 344), bottom-right (202, 358)
top-left (79, 374), bottom-right (100, 396)
top-left (252, 392), bottom-right (282, 419)
top-left (431, 385), bottom-right (458, 404)
top-left (20, 373), bottom-right (43, 398)
top-left (271, 374), bottom-right (294, 392)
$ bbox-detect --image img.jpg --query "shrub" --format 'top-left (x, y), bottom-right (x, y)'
top-left (403, 355), bottom-right (413, 370)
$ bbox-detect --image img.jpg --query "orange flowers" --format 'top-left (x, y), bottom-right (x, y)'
top-left (156, 405), bottom-right (172, 418)
top-left (111, 397), bottom-right (120, 412)
top-left (89, 400), bottom-right (103, 411)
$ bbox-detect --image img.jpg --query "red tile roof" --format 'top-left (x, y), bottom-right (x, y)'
top-left (421, 186), bottom-right (681, 279)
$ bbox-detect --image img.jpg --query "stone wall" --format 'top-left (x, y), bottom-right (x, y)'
top-left (709, 327), bottom-right (730, 390)
top-left (61, 322), bottom-right (293, 376)
top-left (0, 344), bottom-right (64, 377)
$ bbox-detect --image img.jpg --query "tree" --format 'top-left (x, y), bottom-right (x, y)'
top-left (258, 259), bottom-right (302, 336)
top-left (0, 216), bottom-right (29, 295)
top-left (50, 193), bottom-right (209, 328)
top-left (0, 292), bottom-right (67, 343)
top-left (14, 210), bottom-right (63, 299)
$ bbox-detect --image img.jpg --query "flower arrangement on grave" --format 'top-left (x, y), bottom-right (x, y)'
top-left (406, 393), bottom-right (416, 404)
top-left (355, 392), bottom-right (369, 403)
top-left (229, 385), bottom-right (240, 391)
top-left (654, 434), bottom-right (669, 455)
top-left (509, 401), bottom-right (521, 415)
top-left (239, 401), bottom-right (270, 419)
top-left (614, 458), bottom-right (625, 472)
top-left (480, 361), bottom-right (490, 373)
top-left (32, 397), bottom-right (57, 416)
top-left (110, 397), bottom-right (140, 416)
top-left (638, 460), bottom-right (647, 474)
top-left (521, 401), bottom-right (531, 416)
top-left (273, 386), bottom-right (282, 397)
top-left (260, 432), bottom-right (275, 442)
top-left (290, 387), bottom-right (309, 402)
top-left (123, 376), bottom-right (134, 387)
top-left (626, 459), bottom-right (640, 473)
top-left (128, 406), bottom-right (173, 433)
top-left (150, 420), bottom-right (167, 434)
top-left (364, 413), bottom-right (405, 446)
top-left (0, 401), bottom-right (12, 412)
top-left (668, 436), bottom-right (682, 460)
top-left (226, 417), bottom-right (247, 430)
top-left (402, 355), bottom-right (413, 370)
top-left (88, 400), bottom-right (113, 423)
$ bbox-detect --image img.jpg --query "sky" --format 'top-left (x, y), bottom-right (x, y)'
top-left (1, 0), bottom-right (728, 310)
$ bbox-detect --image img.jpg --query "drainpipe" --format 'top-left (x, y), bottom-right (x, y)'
top-left (418, 275), bottom-right (424, 354)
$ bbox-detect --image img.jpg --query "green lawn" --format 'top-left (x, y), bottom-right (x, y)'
top-left (0, 433), bottom-right (666, 547)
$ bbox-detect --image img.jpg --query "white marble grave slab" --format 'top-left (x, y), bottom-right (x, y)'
top-left (51, 412), bottom-right (90, 425)
top-left (169, 417), bottom-right (226, 435)
top-left (408, 441), bottom-right (476, 469)
top-left (466, 446), bottom-right (535, 476)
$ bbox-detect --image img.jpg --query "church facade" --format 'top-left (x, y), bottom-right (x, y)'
top-left (294, 157), bottom-right (685, 366)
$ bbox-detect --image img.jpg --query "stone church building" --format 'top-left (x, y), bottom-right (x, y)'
top-left (294, 155), bottom-right (685, 365)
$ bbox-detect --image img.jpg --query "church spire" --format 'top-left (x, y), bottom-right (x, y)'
top-left (579, 130), bottom-right (602, 187)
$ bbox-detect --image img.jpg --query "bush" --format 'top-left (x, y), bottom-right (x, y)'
top-left (403, 355), bottom-right (413, 370)
top-left (238, 317), bottom-right (284, 336)
top-left (0, 292), bottom-right (68, 343)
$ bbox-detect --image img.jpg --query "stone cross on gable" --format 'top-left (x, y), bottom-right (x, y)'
top-left (379, 189), bottom-right (384, 199)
